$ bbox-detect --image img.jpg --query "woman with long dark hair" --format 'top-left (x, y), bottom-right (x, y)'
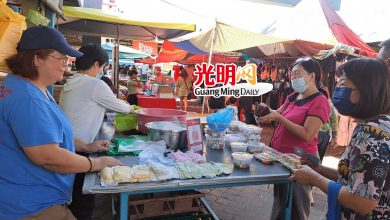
top-left (175, 68), bottom-right (192, 111)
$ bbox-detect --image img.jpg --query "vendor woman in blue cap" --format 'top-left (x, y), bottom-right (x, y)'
top-left (0, 26), bottom-right (122, 220)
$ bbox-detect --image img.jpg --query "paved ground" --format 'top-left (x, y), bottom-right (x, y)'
top-left (92, 185), bottom-right (328, 220)
top-left (92, 100), bottom-right (342, 219)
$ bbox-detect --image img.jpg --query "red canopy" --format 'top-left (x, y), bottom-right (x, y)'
top-left (319, 0), bottom-right (376, 57)
top-left (137, 41), bottom-right (188, 64)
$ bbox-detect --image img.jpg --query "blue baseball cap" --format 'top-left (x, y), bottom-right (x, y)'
top-left (17, 26), bottom-right (83, 57)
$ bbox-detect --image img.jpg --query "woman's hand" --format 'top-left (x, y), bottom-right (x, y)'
top-left (259, 110), bottom-right (282, 123)
top-left (93, 156), bottom-right (123, 171)
top-left (300, 157), bottom-right (322, 173)
top-left (289, 165), bottom-right (322, 186)
top-left (85, 140), bottom-right (110, 153)
top-left (329, 137), bottom-right (338, 149)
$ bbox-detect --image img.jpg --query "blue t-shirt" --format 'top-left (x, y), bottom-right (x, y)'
top-left (0, 74), bottom-right (75, 219)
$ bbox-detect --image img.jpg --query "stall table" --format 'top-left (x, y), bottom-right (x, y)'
top-left (136, 94), bottom-right (176, 109)
top-left (83, 145), bottom-right (293, 219)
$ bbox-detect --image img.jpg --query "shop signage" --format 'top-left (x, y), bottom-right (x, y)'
top-left (132, 40), bottom-right (158, 56)
top-left (193, 63), bottom-right (272, 98)
top-left (186, 118), bottom-right (203, 153)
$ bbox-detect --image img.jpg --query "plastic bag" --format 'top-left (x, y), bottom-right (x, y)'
top-left (206, 107), bottom-right (234, 132)
top-left (115, 113), bottom-right (137, 132)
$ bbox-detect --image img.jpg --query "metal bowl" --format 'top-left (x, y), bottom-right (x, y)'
top-left (145, 121), bottom-right (188, 150)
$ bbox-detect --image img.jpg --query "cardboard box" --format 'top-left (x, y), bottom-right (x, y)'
top-left (127, 191), bottom-right (205, 219)
top-left (157, 85), bottom-right (174, 98)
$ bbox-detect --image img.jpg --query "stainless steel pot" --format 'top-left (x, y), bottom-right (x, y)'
top-left (145, 121), bottom-right (188, 150)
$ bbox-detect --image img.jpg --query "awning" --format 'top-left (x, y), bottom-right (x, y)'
top-left (101, 43), bottom-right (149, 59)
top-left (58, 6), bottom-right (196, 41)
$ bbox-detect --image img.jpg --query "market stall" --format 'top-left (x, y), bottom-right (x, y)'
top-left (83, 140), bottom-right (293, 220)
top-left (83, 112), bottom-right (298, 220)
top-left (136, 94), bottom-right (176, 110)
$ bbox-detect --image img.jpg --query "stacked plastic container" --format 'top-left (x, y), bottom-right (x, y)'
top-left (226, 122), bottom-right (266, 154)
top-left (205, 126), bottom-right (226, 150)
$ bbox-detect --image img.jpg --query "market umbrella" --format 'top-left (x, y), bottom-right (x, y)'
top-left (58, 6), bottom-right (196, 94)
top-left (137, 40), bottom-right (241, 64)
top-left (241, 40), bottom-right (334, 59)
top-left (59, 6), bottom-right (195, 41)
top-left (170, 21), bottom-right (282, 113)
top-left (171, 21), bottom-right (285, 54)
top-left (318, 0), bottom-right (376, 57)
top-left (261, 0), bottom-right (375, 57)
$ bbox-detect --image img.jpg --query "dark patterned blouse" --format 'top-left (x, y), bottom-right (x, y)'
top-left (338, 115), bottom-right (390, 220)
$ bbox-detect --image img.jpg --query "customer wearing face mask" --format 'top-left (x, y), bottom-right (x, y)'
top-left (59, 44), bottom-right (133, 220)
top-left (291, 58), bottom-right (390, 220)
top-left (257, 57), bottom-right (331, 220)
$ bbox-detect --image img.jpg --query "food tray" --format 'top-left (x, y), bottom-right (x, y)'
top-left (253, 152), bottom-right (278, 164)
top-left (278, 153), bottom-right (301, 171)
top-left (262, 146), bottom-right (282, 160)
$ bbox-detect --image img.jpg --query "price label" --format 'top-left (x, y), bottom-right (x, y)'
top-left (186, 118), bottom-right (203, 153)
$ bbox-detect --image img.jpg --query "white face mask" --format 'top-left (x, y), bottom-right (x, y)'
top-left (291, 77), bottom-right (308, 93)
top-left (96, 72), bottom-right (103, 79)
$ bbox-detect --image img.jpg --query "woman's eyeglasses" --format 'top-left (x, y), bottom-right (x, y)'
top-left (48, 55), bottom-right (68, 63)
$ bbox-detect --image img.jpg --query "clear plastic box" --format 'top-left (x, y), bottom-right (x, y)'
top-left (230, 142), bottom-right (248, 152)
top-left (231, 152), bottom-right (253, 168)
top-left (205, 126), bottom-right (226, 138)
top-left (225, 134), bottom-right (246, 148)
top-left (205, 134), bottom-right (225, 150)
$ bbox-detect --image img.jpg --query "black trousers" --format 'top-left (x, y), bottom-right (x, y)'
top-left (270, 183), bottom-right (311, 220)
top-left (69, 153), bottom-right (95, 220)
top-left (127, 93), bottom-right (138, 105)
top-left (318, 131), bottom-right (331, 162)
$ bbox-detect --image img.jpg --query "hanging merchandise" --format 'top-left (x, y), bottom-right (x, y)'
top-left (26, 9), bottom-right (50, 26)
top-left (0, 0), bottom-right (26, 73)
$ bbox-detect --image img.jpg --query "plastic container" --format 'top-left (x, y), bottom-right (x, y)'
top-left (230, 142), bottom-right (248, 152)
top-left (228, 121), bottom-right (246, 133)
top-left (247, 142), bottom-right (266, 154)
top-left (134, 108), bottom-right (187, 134)
top-left (225, 134), bottom-right (246, 148)
top-left (240, 125), bottom-right (262, 138)
top-left (205, 126), bottom-right (226, 138)
top-left (205, 134), bottom-right (225, 150)
top-left (247, 135), bottom-right (261, 143)
top-left (231, 152), bottom-right (253, 168)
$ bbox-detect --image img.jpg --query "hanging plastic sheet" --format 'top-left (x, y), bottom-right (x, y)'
top-left (0, 0), bottom-right (26, 73)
